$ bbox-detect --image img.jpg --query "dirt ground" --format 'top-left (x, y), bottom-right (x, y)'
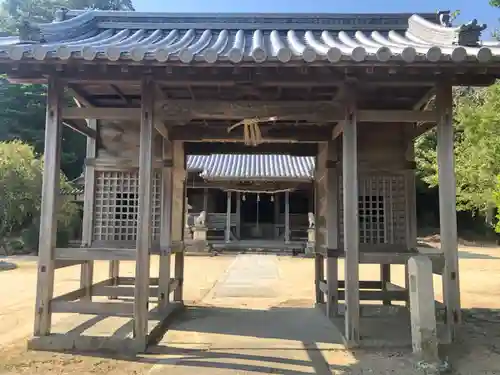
top-left (0, 246), bottom-right (499, 374)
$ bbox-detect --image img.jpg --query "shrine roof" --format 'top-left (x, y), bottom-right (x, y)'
top-left (0, 9), bottom-right (498, 64)
top-left (187, 154), bottom-right (315, 180)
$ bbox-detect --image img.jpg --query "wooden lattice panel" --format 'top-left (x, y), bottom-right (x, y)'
top-left (339, 174), bottom-right (407, 245)
top-left (93, 170), bottom-right (161, 243)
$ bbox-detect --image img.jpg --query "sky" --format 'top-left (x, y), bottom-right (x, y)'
top-left (132, 0), bottom-right (500, 36)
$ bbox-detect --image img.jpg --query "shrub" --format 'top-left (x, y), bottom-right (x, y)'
top-left (0, 141), bottom-right (79, 254)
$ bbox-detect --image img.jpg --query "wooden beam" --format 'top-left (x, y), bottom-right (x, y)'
top-left (134, 76), bottom-right (155, 349)
top-left (436, 81), bottom-right (461, 342)
top-left (63, 120), bottom-right (97, 138)
top-left (343, 85), bottom-right (360, 346)
top-left (55, 260), bottom-right (84, 269)
top-left (55, 247), bottom-right (136, 260)
top-left (284, 190), bottom-right (290, 244)
top-left (80, 118), bottom-right (97, 301)
top-left (34, 76), bottom-right (63, 337)
top-left (184, 142), bottom-right (318, 156)
top-left (51, 300), bottom-right (135, 317)
top-left (171, 126), bottom-right (333, 143)
top-left (62, 104), bottom-right (437, 123)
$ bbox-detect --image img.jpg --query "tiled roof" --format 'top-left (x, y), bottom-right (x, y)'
top-left (0, 10), bottom-right (496, 64)
top-left (187, 154), bottom-right (315, 180)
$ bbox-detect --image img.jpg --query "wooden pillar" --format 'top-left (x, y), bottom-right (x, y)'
top-left (284, 190), bottom-right (290, 243)
top-left (314, 253), bottom-right (325, 304)
top-left (172, 140), bottom-right (186, 303)
top-left (80, 118), bottom-right (97, 301)
top-left (133, 76), bottom-right (155, 349)
top-left (33, 76), bottom-right (63, 336)
top-left (436, 81), bottom-right (461, 341)
top-left (274, 193), bottom-right (280, 238)
top-left (225, 191), bottom-right (231, 243)
top-left (314, 166), bottom-right (325, 305)
top-left (381, 264), bottom-right (391, 305)
top-left (326, 141), bottom-right (340, 318)
top-left (236, 192), bottom-right (241, 239)
top-left (343, 87), bottom-right (360, 345)
top-left (404, 139), bottom-right (418, 307)
top-left (317, 141), bottom-right (340, 317)
top-left (158, 138), bottom-right (173, 312)
top-left (203, 188), bottom-right (208, 212)
top-left (108, 260), bottom-right (120, 300)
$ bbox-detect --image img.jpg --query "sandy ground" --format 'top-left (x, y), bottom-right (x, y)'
top-left (0, 246), bottom-right (498, 374)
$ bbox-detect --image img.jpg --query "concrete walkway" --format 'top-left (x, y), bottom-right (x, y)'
top-left (148, 254), bottom-right (347, 374)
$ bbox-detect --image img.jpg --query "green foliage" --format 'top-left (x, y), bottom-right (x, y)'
top-left (0, 141), bottom-right (79, 254)
top-left (417, 83), bottom-right (500, 226)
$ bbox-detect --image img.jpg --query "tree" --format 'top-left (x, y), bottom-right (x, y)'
top-left (0, 0), bottom-right (134, 178)
top-left (0, 141), bottom-right (79, 254)
top-left (417, 83), bottom-right (500, 228)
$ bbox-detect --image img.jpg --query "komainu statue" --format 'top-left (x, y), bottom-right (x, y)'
top-left (194, 211), bottom-right (206, 227)
top-left (308, 212), bottom-right (315, 229)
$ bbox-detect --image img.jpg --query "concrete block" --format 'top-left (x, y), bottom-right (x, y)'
top-left (408, 256), bottom-right (439, 364)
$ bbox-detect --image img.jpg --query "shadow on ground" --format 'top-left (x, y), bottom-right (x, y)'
top-left (17, 305), bottom-right (428, 374)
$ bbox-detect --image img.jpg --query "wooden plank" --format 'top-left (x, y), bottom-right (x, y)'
top-left (51, 301), bottom-right (135, 317)
top-left (436, 81), bottom-right (461, 341)
top-left (80, 118), bottom-right (97, 301)
top-left (134, 76), bottom-right (155, 349)
top-left (55, 247), bottom-right (136, 260)
top-left (158, 138), bottom-right (173, 312)
top-left (342, 86), bottom-right (360, 346)
top-left (62, 105), bottom-right (436, 123)
top-left (120, 277), bottom-right (160, 286)
top-left (34, 76), bottom-right (63, 337)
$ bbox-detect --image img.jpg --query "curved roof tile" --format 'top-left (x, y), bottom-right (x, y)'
top-left (0, 11), bottom-right (496, 64)
top-left (186, 154), bottom-right (315, 180)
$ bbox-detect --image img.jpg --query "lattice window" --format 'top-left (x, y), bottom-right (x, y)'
top-left (93, 170), bottom-right (161, 243)
top-left (339, 174), bottom-right (407, 245)
top-left (359, 194), bottom-right (386, 244)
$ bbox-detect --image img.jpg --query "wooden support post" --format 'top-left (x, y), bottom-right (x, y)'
top-left (284, 190), bottom-right (290, 243)
top-left (436, 81), bottom-right (461, 341)
top-left (343, 87), bottom-right (360, 345)
top-left (158, 138), bottom-right (173, 312)
top-left (203, 188), bottom-right (208, 212)
top-left (133, 76), bottom-right (155, 349)
top-left (225, 191), bottom-right (232, 243)
top-left (236, 192), bottom-right (241, 239)
top-left (80, 119), bottom-right (97, 301)
top-left (108, 260), bottom-right (120, 300)
top-left (172, 141), bottom-right (186, 303)
top-left (33, 76), bottom-right (63, 337)
top-left (274, 193), bottom-right (280, 238)
top-left (381, 264), bottom-right (391, 305)
top-left (326, 141), bottom-right (340, 318)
